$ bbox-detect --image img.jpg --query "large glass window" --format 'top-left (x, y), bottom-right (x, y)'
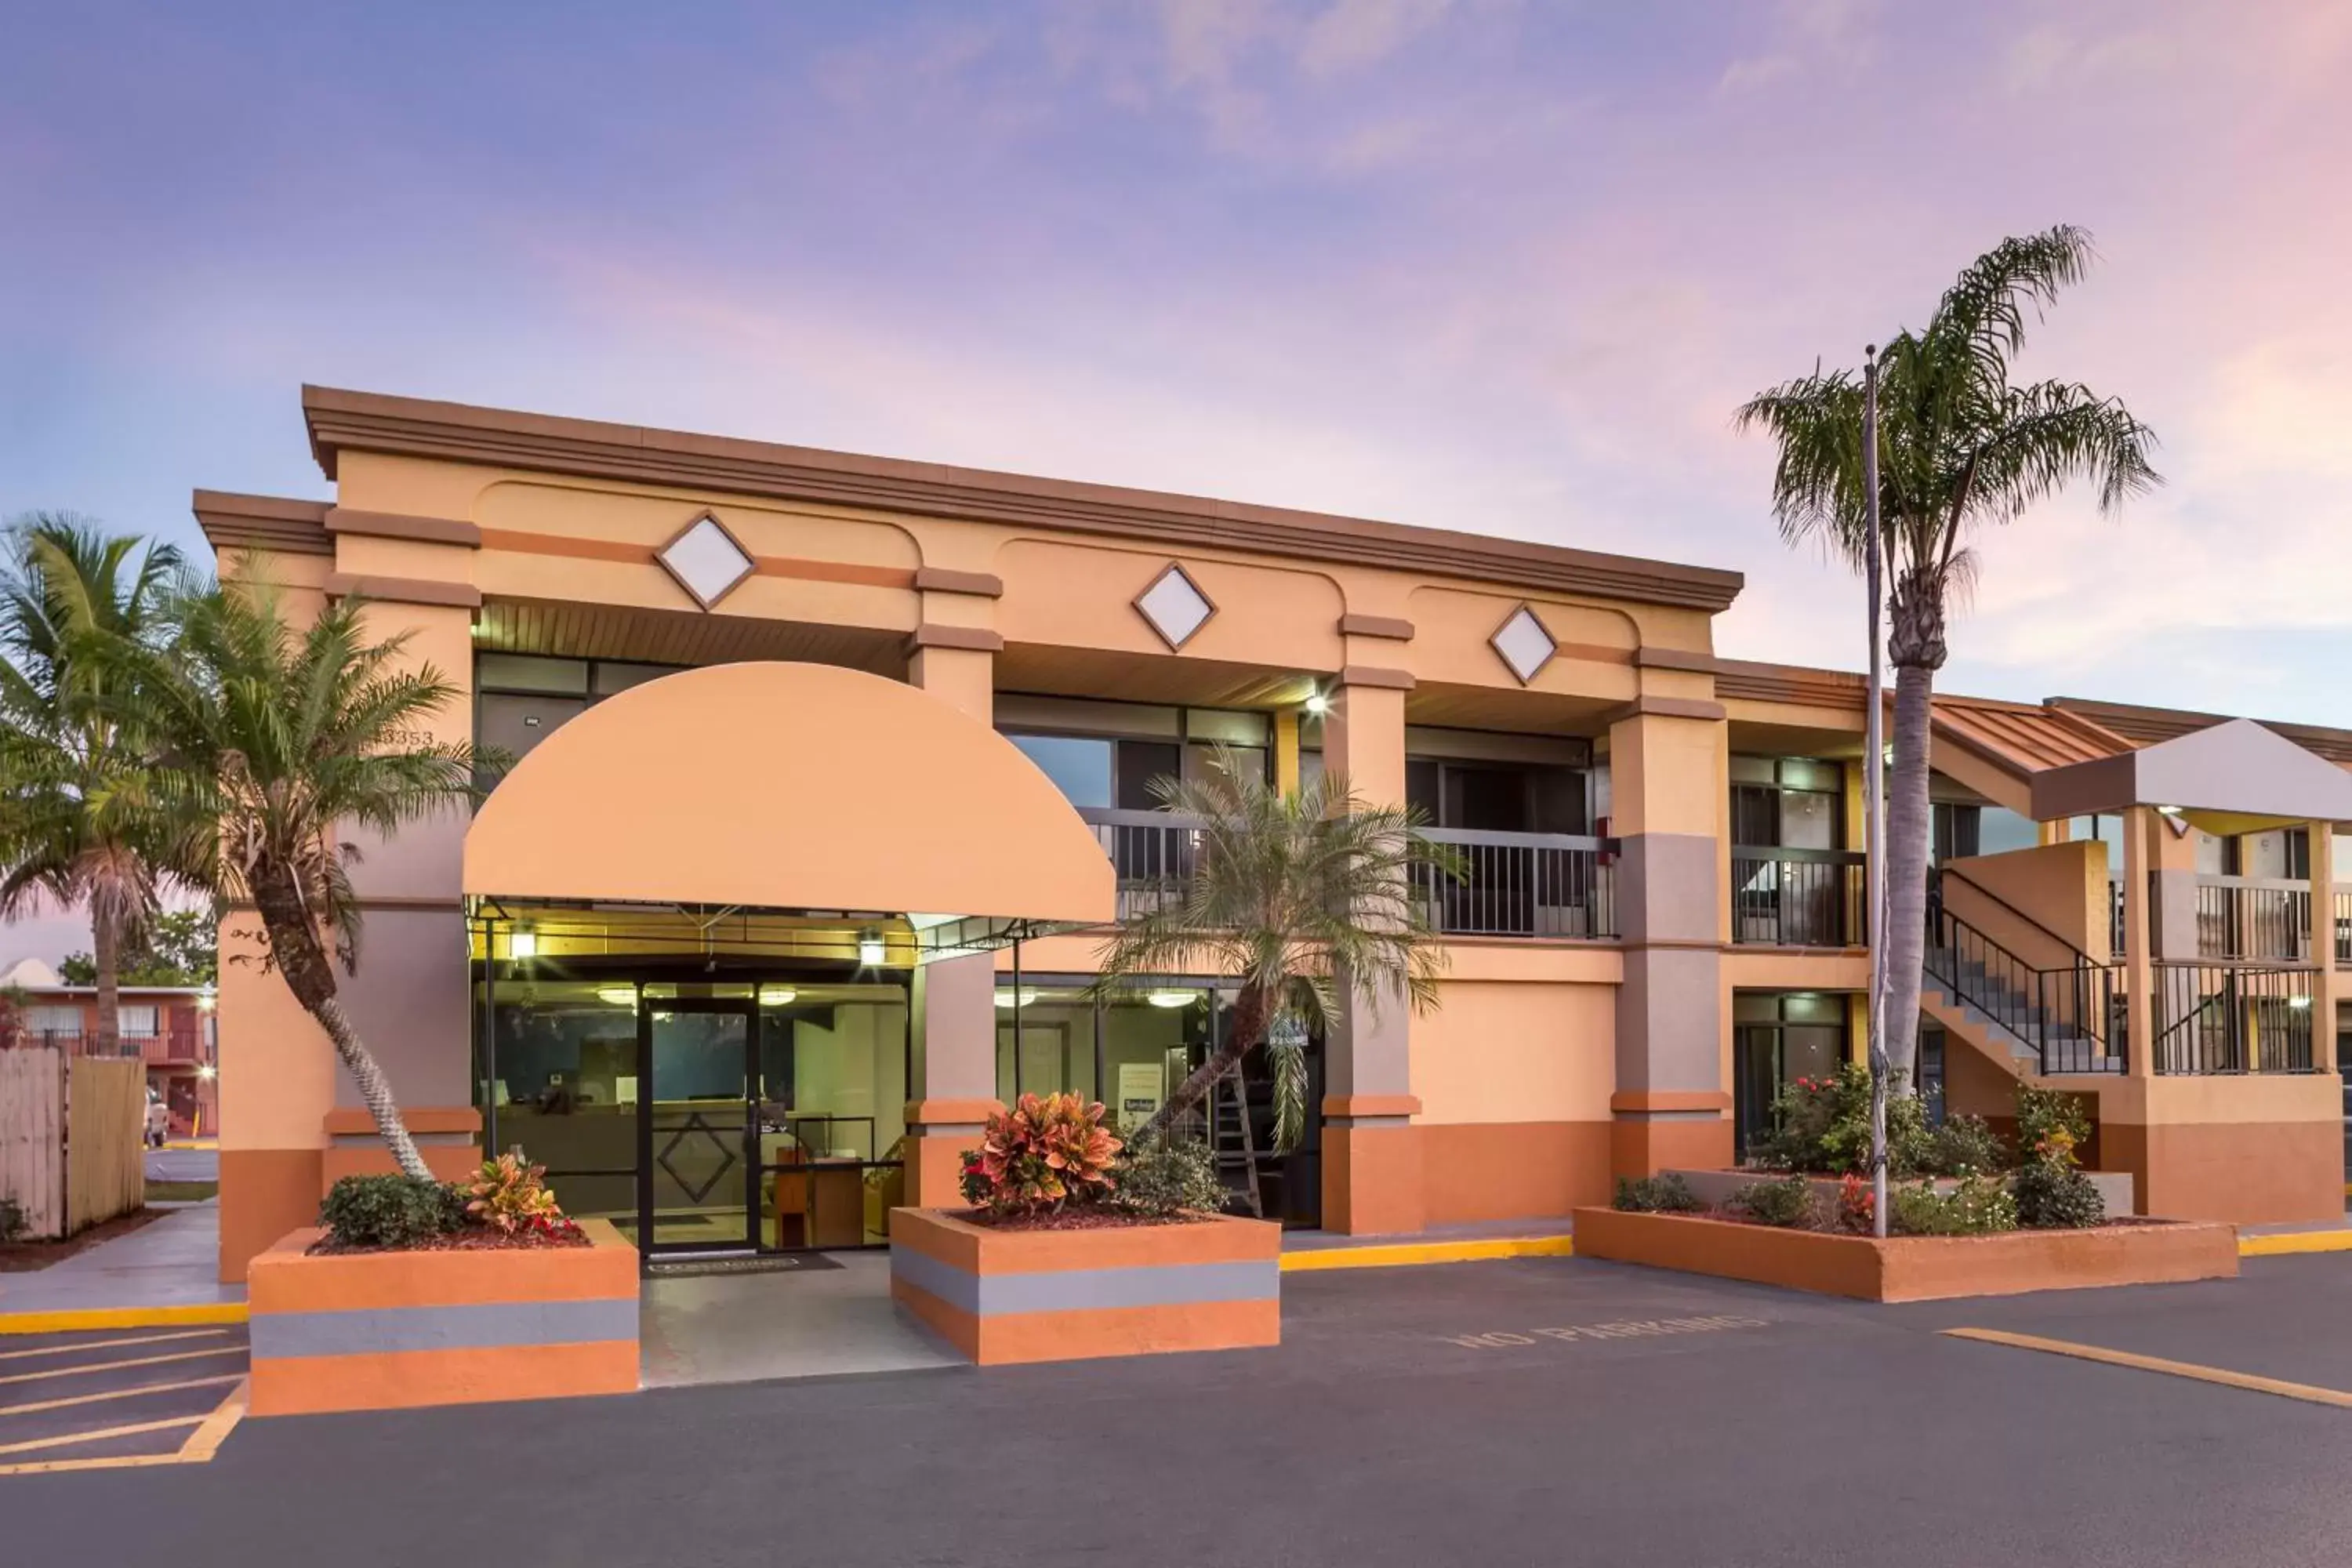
top-left (1732, 757), bottom-right (1842, 850)
top-left (484, 981), bottom-right (642, 1229)
top-left (995, 985), bottom-right (1100, 1104)
top-left (1009, 734), bottom-right (1112, 808)
top-left (1731, 992), bottom-right (1850, 1160)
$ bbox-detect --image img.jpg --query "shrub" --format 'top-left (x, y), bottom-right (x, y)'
top-left (1835, 1172), bottom-right (1875, 1234)
top-left (1112, 1136), bottom-right (1226, 1218)
top-left (466, 1152), bottom-right (579, 1239)
top-left (1730, 1174), bottom-right (1817, 1229)
top-left (0, 1196), bottom-right (24, 1244)
top-left (1756, 1063), bottom-right (1933, 1177)
top-left (1889, 1173), bottom-right (2018, 1236)
top-left (1925, 1114), bottom-right (2003, 1177)
top-left (2013, 1158), bottom-right (2106, 1229)
top-left (319, 1174), bottom-right (465, 1250)
top-left (960, 1092), bottom-right (1123, 1217)
top-left (1614, 1173), bottom-right (1703, 1214)
top-left (2016, 1083), bottom-right (2092, 1164)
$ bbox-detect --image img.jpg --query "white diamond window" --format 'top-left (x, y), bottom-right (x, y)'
top-left (1134, 563), bottom-right (1215, 650)
top-left (658, 514), bottom-right (755, 609)
top-left (1490, 606), bottom-right (1557, 684)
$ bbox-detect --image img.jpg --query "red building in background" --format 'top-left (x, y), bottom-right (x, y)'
top-left (0, 958), bottom-right (219, 1138)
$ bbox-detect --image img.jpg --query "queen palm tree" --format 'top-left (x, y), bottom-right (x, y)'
top-left (0, 516), bottom-right (184, 1059)
top-left (1736, 225), bottom-right (2161, 1083)
top-left (1092, 750), bottom-right (1458, 1147)
top-left (144, 581), bottom-right (484, 1181)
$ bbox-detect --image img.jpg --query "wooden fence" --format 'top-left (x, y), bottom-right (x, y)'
top-left (0, 1048), bottom-right (144, 1240)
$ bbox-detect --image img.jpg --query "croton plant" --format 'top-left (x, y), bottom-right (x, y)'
top-left (960, 1092), bottom-right (1123, 1217)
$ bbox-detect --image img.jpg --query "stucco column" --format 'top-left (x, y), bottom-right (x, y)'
top-left (2147, 811), bottom-right (2201, 964)
top-left (2309, 822), bottom-right (2337, 1074)
top-left (2122, 807), bottom-right (2156, 1078)
top-left (1606, 699), bottom-right (1732, 1178)
top-left (902, 632), bottom-right (1002, 1203)
top-left (1318, 670), bottom-right (1423, 1234)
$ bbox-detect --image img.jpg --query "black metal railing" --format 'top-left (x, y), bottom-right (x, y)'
top-left (1730, 848), bottom-right (1867, 948)
top-left (2337, 889), bottom-right (2352, 967)
top-left (2108, 875), bottom-right (2125, 958)
top-left (2195, 877), bottom-right (2309, 963)
top-left (1414, 829), bottom-right (1617, 939)
top-left (1079, 807), bottom-right (1202, 920)
top-left (1923, 895), bottom-right (2123, 1075)
top-left (2151, 961), bottom-right (2316, 1074)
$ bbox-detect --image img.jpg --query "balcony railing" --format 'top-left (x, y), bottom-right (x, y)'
top-left (2150, 961), bottom-right (2316, 1075)
top-left (1730, 848), bottom-right (1867, 948)
top-left (1414, 829), bottom-right (1617, 939)
top-left (2195, 877), bottom-right (2310, 962)
top-left (1076, 808), bottom-right (1618, 939)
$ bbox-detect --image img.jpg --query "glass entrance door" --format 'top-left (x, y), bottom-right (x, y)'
top-left (640, 1000), bottom-right (758, 1255)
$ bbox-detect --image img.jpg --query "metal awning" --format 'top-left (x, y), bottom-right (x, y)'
top-left (2030, 717), bottom-right (2352, 833)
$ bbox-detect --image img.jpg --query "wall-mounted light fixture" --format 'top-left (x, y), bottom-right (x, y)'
top-left (857, 927), bottom-right (887, 967)
top-left (1303, 689), bottom-right (1330, 717)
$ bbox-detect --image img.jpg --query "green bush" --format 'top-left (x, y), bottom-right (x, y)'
top-left (2013, 1159), bottom-right (2106, 1229)
top-left (2015, 1083), bottom-right (2092, 1163)
top-left (1730, 1174), bottom-right (1817, 1229)
top-left (1926, 1114), bottom-right (2003, 1177)
top-left (1111, 1137), bottom-right (1226, 1218)
top-left (0, 1196), bottom-right (24, 1244)
top-left (1614, 1173), bottom-right (1703, 1214)
top-left (318, 1174), bottom-right (466, 1250)
top-left (1890, 1174), bottom-right (2018, 1236)
top-left (1754, 1062), bottom-right (1938, 1177)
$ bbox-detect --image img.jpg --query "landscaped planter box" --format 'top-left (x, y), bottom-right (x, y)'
top-left (246, 1218), bottom-right (639, 1417)
top-left (1666, 1167), bottom-right (2137, 1218)
top-left (890, 1207), bottom-right (1281, 1366)
top-left (1572, 1207), bottom-right (2237, 1303)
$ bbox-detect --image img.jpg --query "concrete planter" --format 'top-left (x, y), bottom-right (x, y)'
top-left (890, 1207), bottom-right (1281, 1366)
top-left (247, 1218), bottom-right (639, 1417)
top-left (1573, 1207), bottom-right (2238, 1303)
top-left (1667, 1167), bottom-right (2137, 1217)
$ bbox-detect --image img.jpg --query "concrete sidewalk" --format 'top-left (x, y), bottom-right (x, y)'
top-left (0, 1203), bottom-right (245, 1331)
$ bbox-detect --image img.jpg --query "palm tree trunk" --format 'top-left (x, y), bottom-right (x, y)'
top-left (1883, 660), bottom-right (1936, 1087)
top-left (250, 867), bottom-right (433, 1183)
top-left (1137, 983), bottom-right (1269, 1144)
top-left (93, 906), bottom-right (121, 1058)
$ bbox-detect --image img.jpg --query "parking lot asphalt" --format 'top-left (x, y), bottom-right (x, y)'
top-left (6, 1255), bottom-right (2350, 1566)
top-left (0, 1327), bottom-right (248, 1473)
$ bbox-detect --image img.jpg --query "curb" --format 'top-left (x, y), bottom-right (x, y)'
top-left (1280, 1235), bottom-right (1575, 1272)
top-left (0, 1302), bottom-right (249, 1336)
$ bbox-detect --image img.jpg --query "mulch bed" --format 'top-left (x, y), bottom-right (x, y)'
top-left (956, 1207), bottom-right (1209, 1232)
top-left (307, 1225), bottom-right (593, 1257)
top-left (1659, 1204), bottom-right (2147, 1238)
top-left (0, 1207), bottom-right (168, 1272)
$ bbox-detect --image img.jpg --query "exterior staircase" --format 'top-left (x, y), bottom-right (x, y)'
top-left (1920, 873), bottom-right (2126, 1078)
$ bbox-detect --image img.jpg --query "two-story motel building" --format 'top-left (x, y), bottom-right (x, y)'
top-left (197, 387), bottom-right (2352, 1281)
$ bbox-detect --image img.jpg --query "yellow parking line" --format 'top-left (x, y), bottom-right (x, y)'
top-left (2239, 1229), bottom-right (2352, 1258)
top-left (0, 1330), bottom-right (230, 1363)
top-left (0, 1304), bottom-right (248, 1336)
top-left (0, 1345), bottom-right (246, 1388)
top-left (0, 1374), bottom-right (247, 1419)
top-left (178, 1378), bottom-right (249, 1462)
top-left (0, 1414), bottom-right (205, 1458)
top-left (0, 1380), bottom-right (250, 1478)
top-left (1943, 1327), bottom-right (2352, 1409)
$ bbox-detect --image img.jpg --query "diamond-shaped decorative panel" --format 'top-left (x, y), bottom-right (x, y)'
top-left (657, 1113), bottom-right (739, 1205)
top-left (1134, 563), bottom-right (1216, 650)
top-left (1490, 605), bottom-right (1557, 684)
top-left (657, 514), bottom-right (755, 610)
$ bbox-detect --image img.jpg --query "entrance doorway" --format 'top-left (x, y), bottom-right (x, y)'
top-left (641, 997), bottom-right (757, 1256)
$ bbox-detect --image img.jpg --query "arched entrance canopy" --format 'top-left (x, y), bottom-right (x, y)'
top-left (463, 661), bottom-right (1115, 933)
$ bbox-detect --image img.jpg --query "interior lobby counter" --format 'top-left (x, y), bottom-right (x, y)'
top-left (246, 1219), bottom-right (641, 1416)
top-left (889, 1208), bottom-right (1281, 1366)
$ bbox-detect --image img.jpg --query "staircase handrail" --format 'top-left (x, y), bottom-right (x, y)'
top-left (1933, 865), bottom-right (2099, 968)
top-left (1923, 895), bottom-right (2122, 1075)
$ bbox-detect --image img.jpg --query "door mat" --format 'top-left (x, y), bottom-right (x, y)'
top-left (644, 1253), bottom-right (846, 1278)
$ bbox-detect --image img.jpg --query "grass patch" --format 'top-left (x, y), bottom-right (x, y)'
top-left (147, 1181), bottom-right (220, 1203)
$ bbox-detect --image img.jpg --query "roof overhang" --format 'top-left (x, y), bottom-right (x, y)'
top-left (2030, 718), bottom-right (2352, 832)
top-left (462, 661), bottom-right (1116, 928)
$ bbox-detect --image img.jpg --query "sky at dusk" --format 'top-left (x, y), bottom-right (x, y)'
top-left (2, 2), bottom-right (2349, 962)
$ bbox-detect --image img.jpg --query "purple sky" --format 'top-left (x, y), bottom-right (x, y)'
top-left (4, 2), bottom-right (2348, 961)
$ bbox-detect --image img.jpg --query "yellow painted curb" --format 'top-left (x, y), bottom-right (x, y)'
top-left (1280, 1235), bottom-right (1575, 1272)
top-left (0, 1303), bottom-right (249, 1337)
top-left (2238, 1229), bottom-right (2352, 1258)
top-left (1943, 1327), bottom-right (2352, 1409)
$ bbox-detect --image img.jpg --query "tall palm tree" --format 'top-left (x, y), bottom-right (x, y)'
top-left (144, 581), bottom-right (483, 1181)
top-left (1092, 750), bottom-right (1457, 1145)
top-left (0, 516), bottom-right (184, 1059)
top-left (1736, 225), bottom-right (2161, 1082)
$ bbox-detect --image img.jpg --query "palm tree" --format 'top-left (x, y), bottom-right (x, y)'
top-left (0, 516), bottom-right (185, 1059)
top-left (1737, 225), bottom-right (2161, 1082)
top-left (1092, 750), bottom-right (1457, 1147)
top-left (144, 581), bottom-right (483, 1181)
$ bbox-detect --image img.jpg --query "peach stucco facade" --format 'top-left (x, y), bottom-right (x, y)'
top-left (194, 385), bottom-right (2350, 1279)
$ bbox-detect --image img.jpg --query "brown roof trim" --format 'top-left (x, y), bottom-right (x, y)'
top-left (2051, 695), bottom-right (2352, 767)
top-left (1338, 612), bottom-right (1414, 641)
top-left (1711, 658), bottom-right (1867, 711)
top-left (324, 572), bottom-right (483, 609)
top-left (912, 566), bottom-right (1004, 598)
top-left (906, 623), bottom-right (1005, 654)
top-left (325, 506), bottom-right (481, 547)
top-left (191, 489), bottom-right (333, 558)
top-left (1601, 695), bottom-right (1727, 724)
top-left (300, 385), bottom-right (1746, 612)
top-left (1632, 646), bottom-right (1718, 673)
top-left (1338, 664), bottom-right (1416, 691)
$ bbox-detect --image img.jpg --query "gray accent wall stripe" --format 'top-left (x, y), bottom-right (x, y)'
top-left (892, 1247), bottom-right (1279, 1317)
top-left (251, 1297), bottom-right (639, 1360)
